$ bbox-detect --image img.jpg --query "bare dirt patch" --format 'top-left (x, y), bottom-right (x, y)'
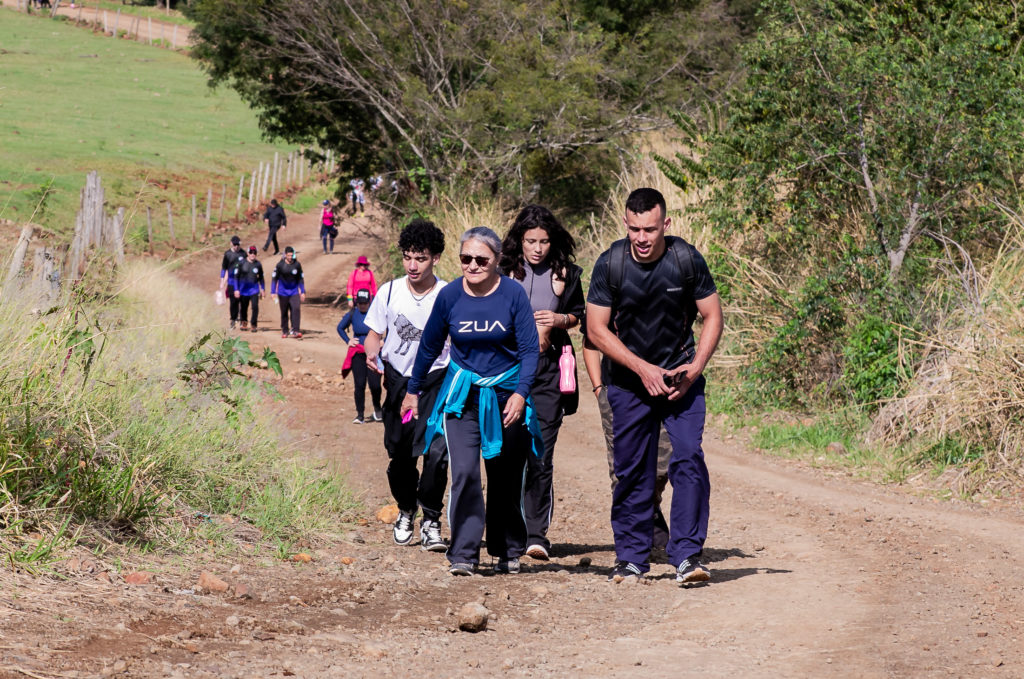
top-left (2, 205), bottom-right (1023, 678)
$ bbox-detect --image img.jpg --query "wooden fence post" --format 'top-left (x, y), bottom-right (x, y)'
top-left (172, 25), bottom-right (178, 50)
top-left (112, 207), bottom-right (125, 266)
top-left (113, 9), bottom-right (119, 38)
top-left (218, 184), bottom-right (226, 224)
top-left (191, 194), bottom-right (197, 241)
top-left (261, 162), bottom-right (271, 201)
top-left (167, 201), bottom-right (175, 247)
top-left (204, 186), bottom-right (213, 233)
top-left (160, 22), bottom-right (165, 47)
top-left (236, 175), bottom-right (244, 218)
top-left (103, 10), bottom-right (108, 35)
top-left (5, 225), bottom-right (34, 289)
top-left (31, 248), bottom-right (59, 303)
top-left (270, 152), bottom-right (279, 198)
top-left (147, 17), bottom-right (152, 45)
top-left (146, 206), bottom-right (154, 255)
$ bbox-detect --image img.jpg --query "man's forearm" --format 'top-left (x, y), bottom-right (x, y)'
top-left (589, 322), bottom-right (644, 375)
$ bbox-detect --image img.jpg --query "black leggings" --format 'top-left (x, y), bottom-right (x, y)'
top-left (349, 353), bottom-right (381, 418)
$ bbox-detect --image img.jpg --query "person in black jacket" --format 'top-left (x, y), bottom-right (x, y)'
top-left (219, 235), bottom-right (246, 329)
top-left (234, 246), bottom-right (266, 331)
top-left (499, 205), bottom-right (584, 561)
top-left (262, 199), bottom-right (287, 254)
top-left (271, 246), bottom-right (306, 338)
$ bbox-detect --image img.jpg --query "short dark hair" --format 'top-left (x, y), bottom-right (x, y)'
top-left (625, 188), bottom-right (665, 218)
top-left (399, 218), bottom-right (445, 256)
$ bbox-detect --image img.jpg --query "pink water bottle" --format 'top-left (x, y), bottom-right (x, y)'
top-left (558, 345), bottom-right (576, 394)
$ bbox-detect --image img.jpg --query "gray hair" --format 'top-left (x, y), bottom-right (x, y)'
top-left (460, 226), bottom-right (502, 257)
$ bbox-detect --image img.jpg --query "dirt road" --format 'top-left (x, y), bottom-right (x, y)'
top-left (2, 205), bottom-right (1022, 678)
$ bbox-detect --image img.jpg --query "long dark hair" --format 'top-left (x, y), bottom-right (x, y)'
top-left (499, 205), bottom-right (576, 281)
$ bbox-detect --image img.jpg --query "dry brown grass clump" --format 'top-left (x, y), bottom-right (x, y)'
top-left (869, 228), bottom-right (1024, 492)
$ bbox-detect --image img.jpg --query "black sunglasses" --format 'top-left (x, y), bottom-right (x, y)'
top-left (459, 254), bottom-right (491, 267)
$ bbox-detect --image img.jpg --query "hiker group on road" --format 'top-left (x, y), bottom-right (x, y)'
top-left (218, 187), bottom-right (723, 587)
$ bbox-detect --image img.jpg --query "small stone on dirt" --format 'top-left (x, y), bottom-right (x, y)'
top-left (290, 553), bottom-right (313, 563)
top-left (376, 504), bottom-right (400, 524)
top-left (340, 556), bottom-right (356, 565)
top-left (458, 602), bottom-right (490, 632)
top-left (826, 441), bottom-right (847, 455)
top-left (578, 557), bottom-right (592, 568)
top-left (362, 642), bottom-right (387, 659)
top-left (229, 564), bottom-right (241, 575)
top-left (233, 583), bottom-right (252, 599)
top-left (530, 585), bottom-right (549, 598)
top-left (225, 615), bottom-right (240, 627)
top-left (124, 571), bottom-right (153, 585)
top-left (197, 571), bottom-right (230, 593)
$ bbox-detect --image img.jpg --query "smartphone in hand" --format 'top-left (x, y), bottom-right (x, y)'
top-left (663, 370), bottom-right (688, 388)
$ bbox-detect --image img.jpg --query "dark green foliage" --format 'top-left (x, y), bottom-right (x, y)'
top-left (185, 0), bottom-right (750, 211)
top-left (841, 314), bottom-right (903, 406)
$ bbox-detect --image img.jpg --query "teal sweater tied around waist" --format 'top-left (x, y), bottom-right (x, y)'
top-left (421, 359), bottom-right (543, 459)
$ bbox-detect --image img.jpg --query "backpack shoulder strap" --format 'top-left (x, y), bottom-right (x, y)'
top-left (666, 236), bottom-right (696, 296)
top-left (607, 239), bottom-right (630, 309)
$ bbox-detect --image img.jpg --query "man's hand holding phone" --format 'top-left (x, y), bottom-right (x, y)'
top-left (663, 366), bottom-right (692, 401)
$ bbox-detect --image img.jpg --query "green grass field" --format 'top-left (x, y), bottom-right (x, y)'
top-left (1, 9), bottom-right (296, 238)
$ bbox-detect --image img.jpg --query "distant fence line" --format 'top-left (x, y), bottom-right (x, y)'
top-left (12, 0), bottom-right (190, 51)
top-left (3, 149), bottom-right (336, 300)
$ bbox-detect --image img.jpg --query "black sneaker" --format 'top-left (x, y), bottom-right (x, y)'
top-left (449, 562), bottom-right (474, 576)
top-left (676, 557), bottom-right (711, 585)
top-left (371, 410), bottom-right (383, 422)
top-left (494, 557), bottom-right (520, 574)
top-left (608, 561), bottom-right (644, 582)
top-left (419, 519), bottom-right (447, 553)
top-left (393, 509), bottom-right (415, 546)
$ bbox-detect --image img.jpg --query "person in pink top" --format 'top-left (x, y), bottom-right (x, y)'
top-left (346, 255), bottom-right (378, 307)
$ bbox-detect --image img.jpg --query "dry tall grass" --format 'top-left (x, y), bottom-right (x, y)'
top-left (869, 226), bottom-right (1024, 492)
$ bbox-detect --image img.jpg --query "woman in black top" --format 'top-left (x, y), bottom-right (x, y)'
top-left (499, 205), bottom-right (584, 560)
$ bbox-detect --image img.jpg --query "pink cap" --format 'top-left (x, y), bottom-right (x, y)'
top-left (356, 255), bottom-right (370, 266)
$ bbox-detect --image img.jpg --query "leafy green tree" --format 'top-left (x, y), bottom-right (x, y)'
top-left (186, 0), bottom-right (750, 208)
top-left (660, 0), bottom-right (1024, 407)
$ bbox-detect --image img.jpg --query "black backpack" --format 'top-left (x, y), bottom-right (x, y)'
top-left (606, 236), bottom-right (696, 326)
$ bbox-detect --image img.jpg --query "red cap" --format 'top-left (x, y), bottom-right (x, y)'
top-left (249, 246), bottom-right (258, 254)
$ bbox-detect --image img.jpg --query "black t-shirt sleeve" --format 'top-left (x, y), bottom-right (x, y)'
top-left (690, 247), bottom-right (717, 300)
top-left (586, 252), bottom-right (612, 308)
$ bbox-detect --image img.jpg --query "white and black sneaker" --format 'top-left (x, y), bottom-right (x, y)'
top-left (494, 557), bottom-right (521, 574)
top-left (419, 519), bottom-right (447, 553)
top-left (676, 557), bottom-right (711, 586)
top-left (449, 562), bottom-right (474, 576)
top-left (393, 509), bottom-right (415, 545)
top-left (608, 561), bottom-right (644, 582)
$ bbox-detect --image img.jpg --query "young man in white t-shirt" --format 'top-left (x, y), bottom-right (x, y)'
top-left (364, 219), bottom-right (450, 552)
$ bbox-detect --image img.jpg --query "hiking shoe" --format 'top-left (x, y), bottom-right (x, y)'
top-left (494, 557), bottom-right (520, 574)
top-left (240, 321), bottom-right (248, 330)
top-left (372, 410), bottom-right (383, 422)
top-left (676, 557), bottom-right (711, 586)
top-left (229, 320), bottom-right (236, 330)
top-left (250, 324), bottom-right (258, 332)
top-left (393, 509), bottom-right (415, 546)
top-left (282, 333), bottom-right (289, 338)
top-left (449, 562), bottom-right (474, 576)
top-left (419, 519), bottom-right (447, 553)
top-left (352, 416), bottom-right (365, 424)
top-left (525, 544), bottom-right (549, 561)
top-left (293, 332), bottom-right (303, 339)
top-left (608, 561), bottom-right (644, 583)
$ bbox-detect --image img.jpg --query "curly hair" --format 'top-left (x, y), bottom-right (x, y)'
top-left (398, 218), bottom-right (445, 256)
top-left (499, 205), bottom-right (576, 281)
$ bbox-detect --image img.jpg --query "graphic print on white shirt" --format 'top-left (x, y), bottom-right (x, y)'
top-left (364, 277), bottom-right (449, 376)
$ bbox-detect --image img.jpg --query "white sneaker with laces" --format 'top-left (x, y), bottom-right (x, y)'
top-left (393, 509), bottom-right (415, 545)
top-left (419, 519), bottom-right (447, 553)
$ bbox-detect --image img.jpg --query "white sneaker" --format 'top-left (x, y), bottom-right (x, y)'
top-left (525, 544), bottom-right (549, 560)
top-left (393, 509), bottom-right (415, 545)
top-left (419, 519), bottom-right (447, 553)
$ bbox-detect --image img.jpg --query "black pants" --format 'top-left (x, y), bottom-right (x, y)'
top-left (239, 294), bottom-right (259, 325)
top-left (226, 284), bottom-right (241, 322)
top-left (279, 294), bottom-right (301, 334)
top-left (263, 227), bottom-right (280, 253)
top-left (524, 351), bottom-right (565, 551)
top-left (445, 392), bottom-right (528, 566)
top-left (382, 363), bottom-right (448, 520)
top-left (350, 353), bottom-right (381, 419)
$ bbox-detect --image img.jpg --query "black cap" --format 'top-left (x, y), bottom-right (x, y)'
top-left (230, 235), bottom-right (241, 245)
top-left (284, 246), bottom-right (294, 254)
top-left (355, 288), bottom-right (372, 303)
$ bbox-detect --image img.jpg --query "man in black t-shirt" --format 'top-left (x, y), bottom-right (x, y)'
top-left (586, 187), bottom-right (723, 586)
top-left (262, 199), bottom-right (287, 254)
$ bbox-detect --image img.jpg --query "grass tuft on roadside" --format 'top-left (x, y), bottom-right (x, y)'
top-left (0, 261), bottom-right (357, 571)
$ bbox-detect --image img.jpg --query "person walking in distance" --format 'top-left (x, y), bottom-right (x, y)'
top-left (346, 255), bottom-right (378, 307)
top-left (320, 199), bottom-right (338, 254)
top-left (498, 205), bottom-right (584, 561)
top-left (338, 289), bottom-right (383, 424)
top-left (349, 177), bottom-right (366, 216)
top-left (271, 246), bottom-right (306, 339)
top-left (262, 199), bottom-right (287, 254)
top-left (219, 235), bottom-right (246, 330)
top-left (404, 227), bottom-right (542, 577)
top-left (234, 246), bottom-right (266, 332)
top-left (363, 219), bottom-right (451, 552)
top-left (586, 188), bottom-right (723, 585)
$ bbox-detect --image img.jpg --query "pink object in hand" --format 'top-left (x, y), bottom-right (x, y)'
top-left (558, 345), bottom-right (576, 394)
top-left (402, 409), bottom-right (415, 424)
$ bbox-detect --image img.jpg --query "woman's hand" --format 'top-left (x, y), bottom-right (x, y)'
top-left (401, 392), bottom-right (419, 421)
top-left (348, 338), bottom-right (361, 349)
top-left (233, 290), bottom-right (240, 299)
top-left (533, 310), bottom-right (558, 327)
top-left (502, 393), bottom-right (526, 427)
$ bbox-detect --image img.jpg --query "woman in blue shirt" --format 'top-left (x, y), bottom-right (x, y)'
top-left (405, 227), bottom-right (542, 576)
top-left (338, 288), bottom-right (383, 424)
